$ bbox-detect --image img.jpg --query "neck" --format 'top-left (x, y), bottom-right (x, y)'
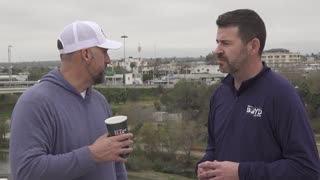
top-left (233, 59), bottom-right (263, 90)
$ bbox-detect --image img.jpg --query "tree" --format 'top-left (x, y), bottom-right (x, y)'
top-left (305, 72), bottom-right (320, 121)
top-left (176, 121), bottom-right (201, 164)
top-left (153, 58), bottom-right (162, 78)
top-left (139, 122), bottom-right (161, 155)
top-left (160, 80), bottom-right (215, 122)
top-left (130, 62), bottom-right (137, 72)
top-left (154, 101), bottom-right (161, 111)
top-left (12, 67), bottom-right (23, 75)
top-left (116, 104), bottom-right (154, 135)
top-left (158, 121), bottom-right (181, 156)
top-left (307, 72), bottom-right (320, 94)
top-left (206, 52), bottom-right (217, 65)
top-left (179, 64), bottom-right (191, 74)
top-left (0, 118), bottom-right (9, 148)
top-left (113, 65), bottom-right (127, 74)
top-left (28, 67), bottom-right (51, 81)
top-left (293, 71), bottom-right (320, 133)
top-left (143, 73), bottom-right (153, 83)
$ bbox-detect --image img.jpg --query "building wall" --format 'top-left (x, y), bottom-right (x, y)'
top-left (262, 52), bottom-right (301, 64)
top-left (190, 65), bottom-right (221, 74)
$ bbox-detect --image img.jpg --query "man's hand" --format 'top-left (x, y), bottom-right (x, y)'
top-left (89, 133), bottom-right (133, 163)
top-left (198, 160), bottom-right (239, 180)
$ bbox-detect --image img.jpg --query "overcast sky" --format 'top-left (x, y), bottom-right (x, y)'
top-left (0, 0), bottom-right (319, 62)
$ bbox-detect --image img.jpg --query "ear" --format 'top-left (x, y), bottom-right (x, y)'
top-left (248, 38), bottom-right (260, 56)
top-left (80, 48), bottom-right (91, 63)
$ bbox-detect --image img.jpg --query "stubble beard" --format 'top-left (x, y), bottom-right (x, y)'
top-left (93, 69), bottom-right (106, 85)
top-left (218, 48), bottom-right (248, 75)
top-left (217, 54), bottom-right (239, 74)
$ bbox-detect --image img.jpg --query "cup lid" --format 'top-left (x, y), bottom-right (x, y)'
top-left (105, 116), bottom-right (127, 124)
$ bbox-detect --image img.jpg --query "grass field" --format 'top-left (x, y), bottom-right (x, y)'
top-left (128, 171), bottom-right (194, 180)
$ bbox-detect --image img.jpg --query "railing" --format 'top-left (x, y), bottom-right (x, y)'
top-left (0, 81), bottom-right (37, 88)
top-left (0, 87), bottom-right (28, 94)
top-left (0, 173), bottom-right (12, 180)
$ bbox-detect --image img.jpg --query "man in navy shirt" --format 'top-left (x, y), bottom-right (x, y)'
top-left (196, 9), bottom-right (320, 180)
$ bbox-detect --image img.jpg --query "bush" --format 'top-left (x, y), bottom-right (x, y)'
top-left (311, 117), bottom-right (320, 134)
top-left (126, 146), bottom-right (153, 171)
top-left (153, 101), bottom-right (161, 111)
top-left (95, 87), bottom-right (162, 104)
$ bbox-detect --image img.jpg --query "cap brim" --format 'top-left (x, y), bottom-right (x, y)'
top-left (97, 39), bottom-right (122, 50)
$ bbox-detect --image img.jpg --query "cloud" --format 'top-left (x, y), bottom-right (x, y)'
top-left (0, 0), bottom-right (319, 62)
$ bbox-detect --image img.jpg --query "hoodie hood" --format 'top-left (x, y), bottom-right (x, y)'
top-left (40, 68), bottom-right (92, 98)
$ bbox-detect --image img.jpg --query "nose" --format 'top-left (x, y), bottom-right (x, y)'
top-left (214, 44), bottom-right (223, 55)
top-left (105, 52), bottom-right (111, 65)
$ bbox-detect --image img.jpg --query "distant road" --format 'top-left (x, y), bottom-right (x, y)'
top-left (0, 82), bottom-right (174, 94)
top-left (0, 87), bottom-right (27, 94)
top-left (0, 81), bottom-right (37, 88)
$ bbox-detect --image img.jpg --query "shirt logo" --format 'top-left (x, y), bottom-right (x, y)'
top-left (246, 105), bottom-right (263, 117)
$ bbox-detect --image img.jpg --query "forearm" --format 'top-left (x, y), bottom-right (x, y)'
top-left (239, 159), bottom-right (319, 180)
top-left (12, 146), bottom-right (96, 180)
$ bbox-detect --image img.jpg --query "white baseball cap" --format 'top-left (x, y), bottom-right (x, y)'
top-left (57, 21), bottom-right (122, 54)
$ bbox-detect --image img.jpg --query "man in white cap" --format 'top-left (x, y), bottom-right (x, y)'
top-left (10, 21), bottom-right (133, 180)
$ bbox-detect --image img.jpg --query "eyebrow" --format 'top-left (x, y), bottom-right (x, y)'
top-left (216, 39), bottom-right (232, 43)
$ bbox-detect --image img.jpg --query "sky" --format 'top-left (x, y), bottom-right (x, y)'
top-left (0, 0), bottom-right (319, 62)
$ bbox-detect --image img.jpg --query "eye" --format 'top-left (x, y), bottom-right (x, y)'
top-left (99, 49), bottom-right (107, 55)
top-left (221, 41), bottom-right (230, 45)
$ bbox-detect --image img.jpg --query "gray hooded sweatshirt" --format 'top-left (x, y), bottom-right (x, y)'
top-left (10, 69), bottom-right (127, 180)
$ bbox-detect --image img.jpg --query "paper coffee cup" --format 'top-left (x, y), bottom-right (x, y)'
top-left (105, 116), bottom-right (129, 158)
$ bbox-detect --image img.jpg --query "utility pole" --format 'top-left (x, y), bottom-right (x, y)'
top-left (8, 45), bottom-right (12, 84)
top-left (121, 35), bottom-right (128, 86)
top-left (138, 43), bottom-right (142, 60)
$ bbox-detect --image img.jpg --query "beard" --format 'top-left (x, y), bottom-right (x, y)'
top-left (217, 54), bottom-right (239, 74)
top-left (217, 48), bottom-right (248, 75)
top-left (92, 70), bottom-right (105, 85)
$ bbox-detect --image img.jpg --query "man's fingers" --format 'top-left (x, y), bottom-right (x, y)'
top-left (119, 147), bottom-right (133, 155)
top-left (111, 133), bottom-right (133, 141)
top-left (199, 161), bottom-right (213, 169)
top-left (120, 139), bottom-right (134, 148)
top-left (199, 170), bottom-right (216, 179)
top-left (199, 160), bottom-right (220, 169)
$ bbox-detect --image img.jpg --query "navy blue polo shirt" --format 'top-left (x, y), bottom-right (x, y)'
top-left (197, 63), bottom-right (320, 179)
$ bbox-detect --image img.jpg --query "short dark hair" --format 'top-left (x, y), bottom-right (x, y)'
top-left (216, 9), bottom-right (266, 56)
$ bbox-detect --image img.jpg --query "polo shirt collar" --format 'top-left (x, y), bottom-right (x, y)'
top-left (221, 62), bottom-right (271, 95)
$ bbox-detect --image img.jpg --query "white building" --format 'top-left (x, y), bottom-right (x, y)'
top-left (112, 57), bottom-right (146, 72)
top-left (105, 73), bottom-right (143, 85)
top-left (190, 65), bottom-right (222, 75)
top-left (141, 66), bottom-right (154, 74)
top-left (262, 49), bottom-right (301, 64)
